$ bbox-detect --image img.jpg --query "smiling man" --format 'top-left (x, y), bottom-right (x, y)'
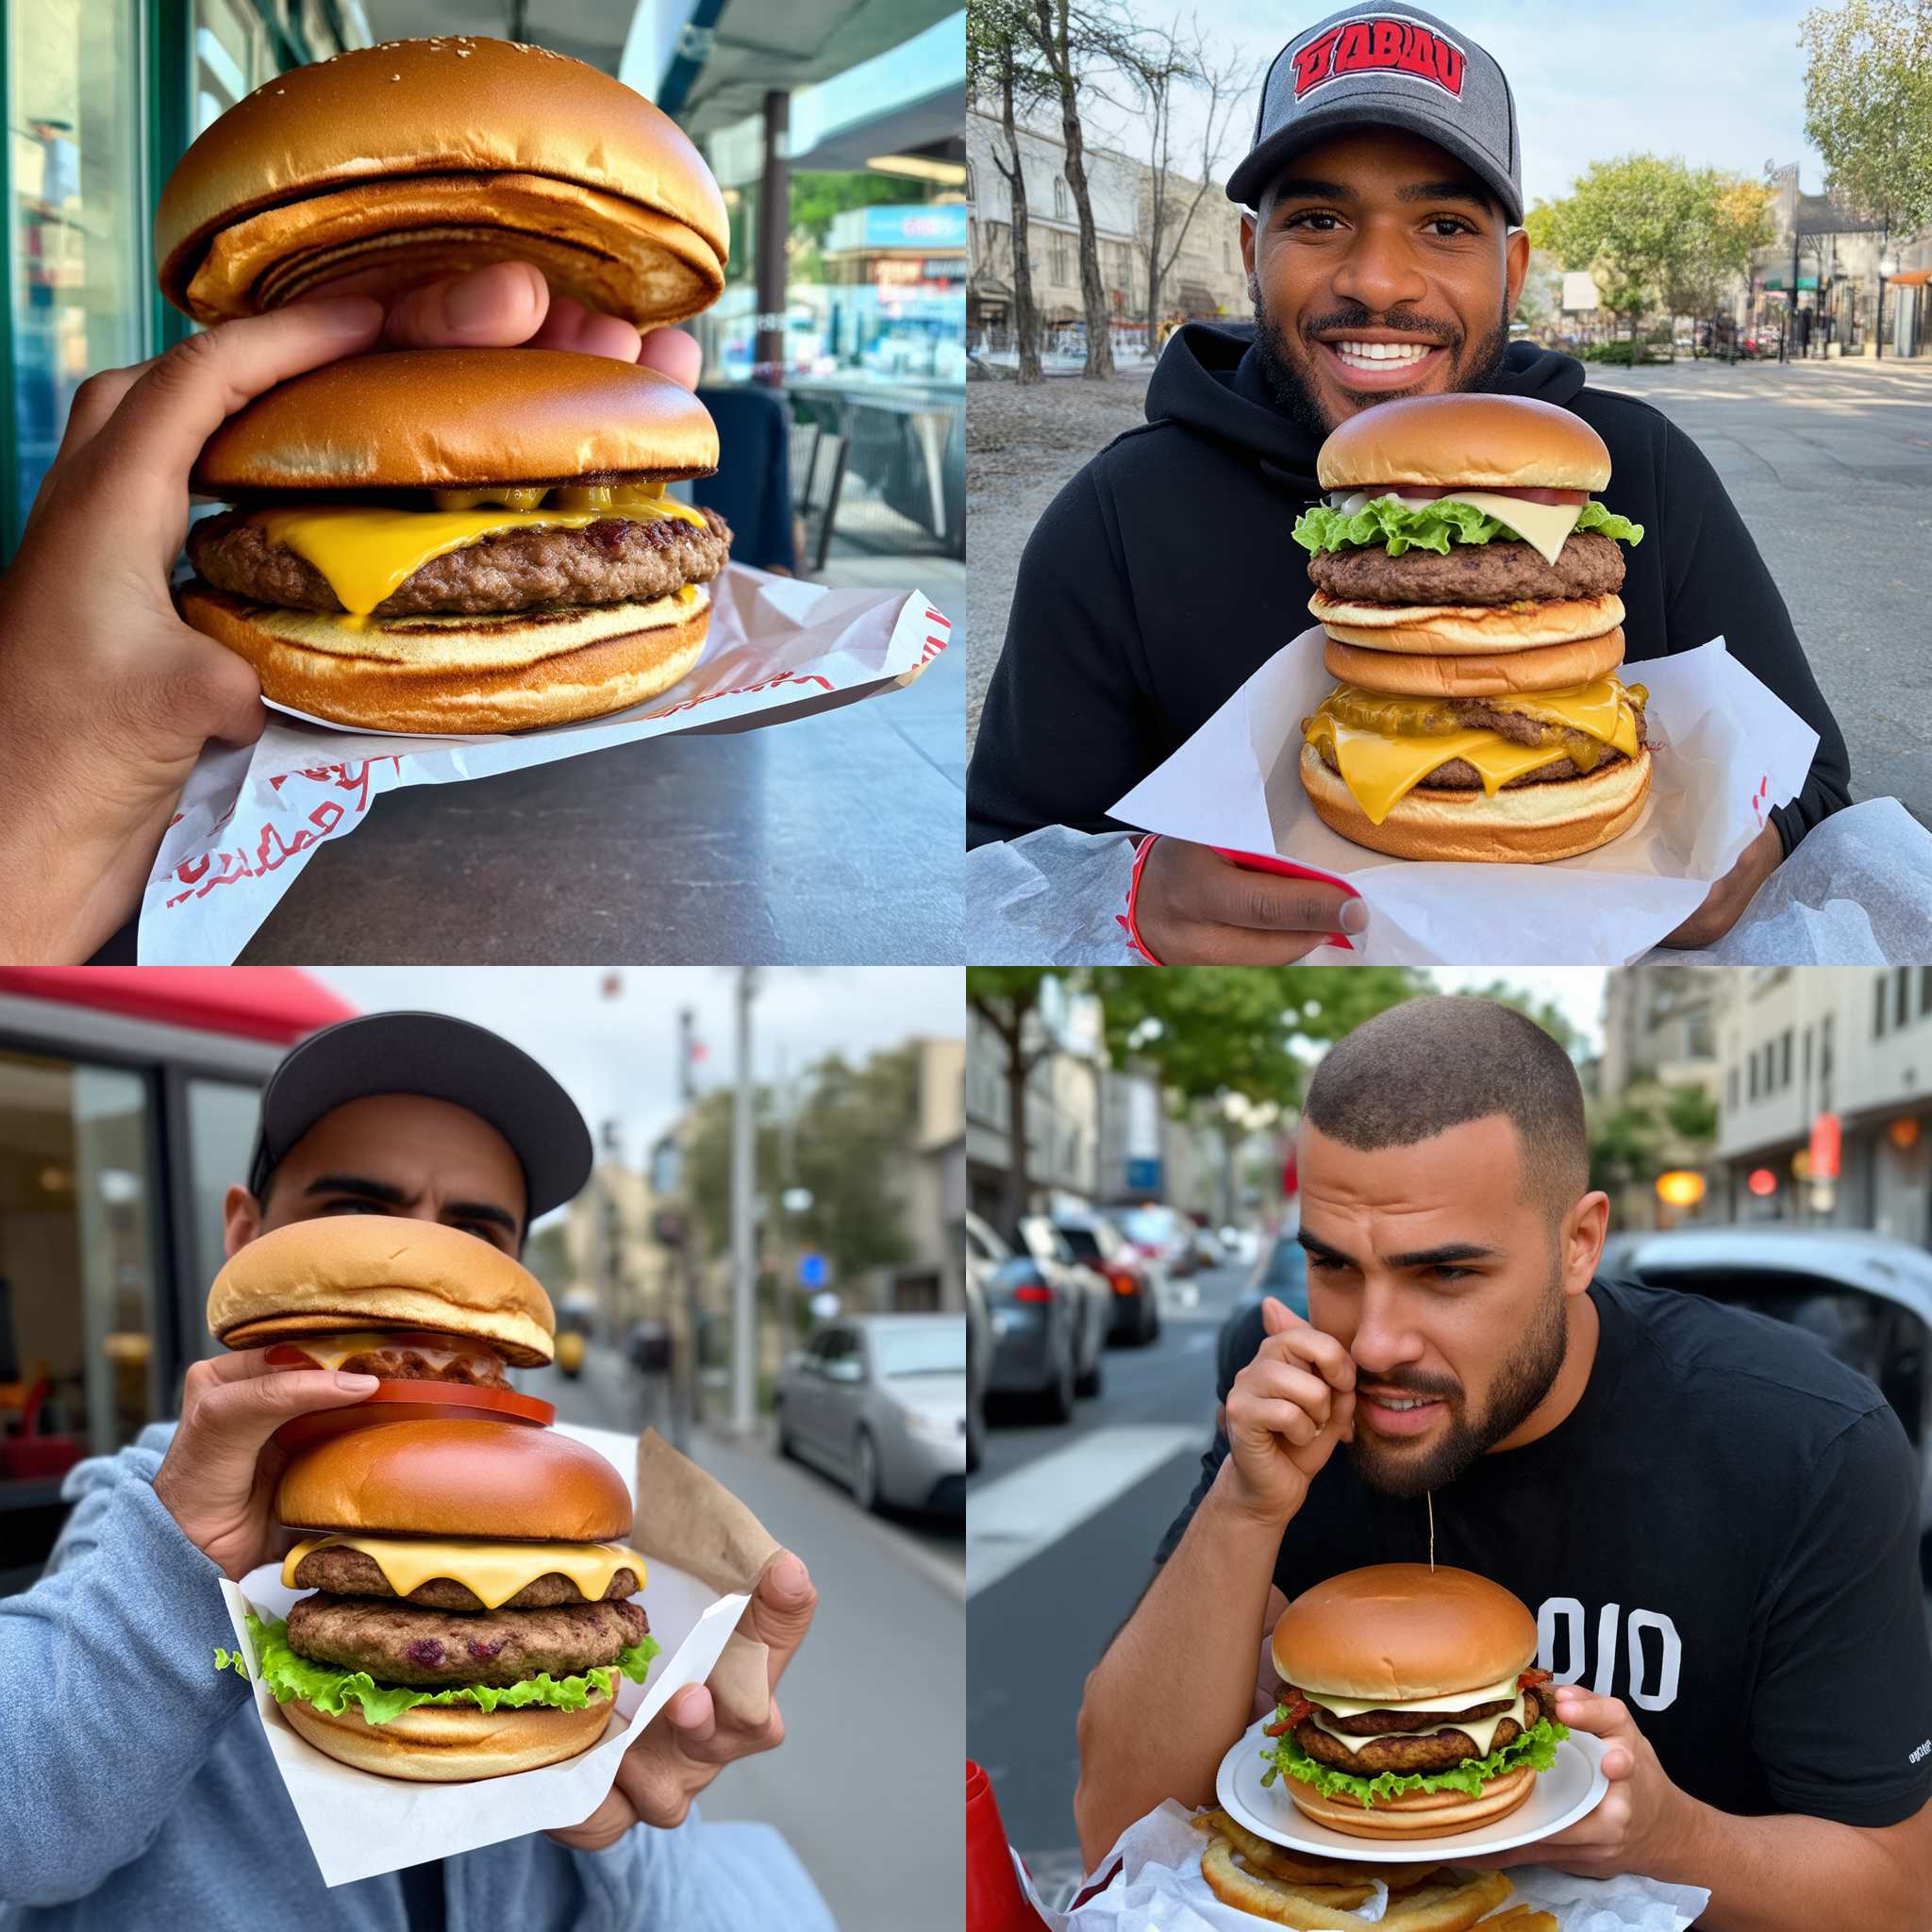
top-left (1073, 997), bottom-right (1932, 1929)
top-left (967, 4), bottom-right (1852, 962)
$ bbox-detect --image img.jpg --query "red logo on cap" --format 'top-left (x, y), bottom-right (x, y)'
top-left (1291, 16), bottom-right (1466, 99)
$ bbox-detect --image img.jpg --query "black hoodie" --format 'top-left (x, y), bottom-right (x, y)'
top-left (967, 323), bottom-right (1851, 855)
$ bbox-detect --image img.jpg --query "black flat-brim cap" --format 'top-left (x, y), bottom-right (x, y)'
top-left (247, 1012), bottom-right (592, 1224)
top-left (1227, 6), bottom-right (1522, 223)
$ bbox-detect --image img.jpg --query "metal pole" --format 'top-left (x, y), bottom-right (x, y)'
top-left (754, 91), bottom-right (790, 389)
top-left (676, 1008), bottom-right (701, 1440)
top-left (731, 969), bottom-right (758, 1434)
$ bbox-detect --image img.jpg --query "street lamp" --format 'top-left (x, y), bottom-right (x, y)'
top-left (1878, 252), bottom-right (1899, 360)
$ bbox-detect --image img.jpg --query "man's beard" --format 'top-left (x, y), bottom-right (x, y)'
top-left (1251, 288), bottom-right (1512, 439)
top-left (1346, 1263), bottom-right (1570, 1500)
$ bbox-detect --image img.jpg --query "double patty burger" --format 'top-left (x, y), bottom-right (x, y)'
top-left (157, 37), bottom-right (733, 733)
top-left (1294, 394), bottom-right (1649, 863)
top-left (1261, 1564), bottom-right (1566, 1840)
top-left (210, 1218), bottom-right (658, 1782)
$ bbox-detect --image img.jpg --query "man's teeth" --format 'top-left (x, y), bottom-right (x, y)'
top-left (1374, 1395), bottom-right (1434, 1409)
top-left (1332, 341), bottom-right (1435, 368)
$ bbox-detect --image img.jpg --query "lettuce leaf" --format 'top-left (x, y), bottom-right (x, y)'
top-left (1260, 1712), bottom-right (1569, 1807)
top-left (239, 1609), bottom-right (660, 1728)
top-left (1292, 495), bottom-right (1642, 556)
top-left (213, 1646), bottom-right (250, 1681)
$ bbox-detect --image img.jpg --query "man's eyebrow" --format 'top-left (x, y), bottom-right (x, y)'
top-left (1271, 175), bottom-right (1357, 204)
top-left (1385, 1241), bottom-right (1502, 1269)
top-left (1394, 179), bottom-right (1496, 215)
top-left (1296, 1226), bottom-right (1356, 1268)
top-left (304, 1174), bottom-right (412, 1207)
top-left (443, 1198), bottom-right (521, 1237)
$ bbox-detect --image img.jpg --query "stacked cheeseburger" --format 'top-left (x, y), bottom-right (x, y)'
top-left (210, 1218), bottom-right (657, 1781)
top-left (155, 37), bottom-right (731, 734)
top-left (1293, 394), bottom-right (1649, 863)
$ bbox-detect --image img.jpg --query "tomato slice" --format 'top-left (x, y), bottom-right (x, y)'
top-left (271, 1378), bottom-right (555, 1454)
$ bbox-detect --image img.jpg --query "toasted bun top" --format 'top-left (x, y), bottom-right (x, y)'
top-left (1270, 1564), bottom-right (1538, 1701)
top-left (156, 37), bottom-right (727, 319)
top-left (1317, 395), bottom-right (1611, 492)
top-left (191, 348), bottom-right (719, 496)
top-left (275, 1417), bottom-right (632, 1539)
top-left (1322, 627), bottom-right (1627, 697)
top-left (208, 1217), bottom-right (555, 1366)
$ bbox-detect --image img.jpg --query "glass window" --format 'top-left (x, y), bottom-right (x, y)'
top-left (7, 0), bottom-right (145, 555)
top-left (873, 1323), bottom-right (964, 1376)
top-left (184, 1077), bottom-right (262, 1356)
top-left (0, 1049), bottom-right (158, 1588)
top-left (194, 0), bottom-right (273, 136)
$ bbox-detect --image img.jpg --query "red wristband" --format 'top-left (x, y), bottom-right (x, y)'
top-left (1115, 834), bottom-right (1165, 964)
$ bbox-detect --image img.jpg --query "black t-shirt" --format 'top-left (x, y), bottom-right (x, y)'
top-left (1157, 1274), bottom-right (1932, 1830)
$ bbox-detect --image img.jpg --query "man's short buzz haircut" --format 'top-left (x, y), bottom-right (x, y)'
top-left (1301, 996), bottom-right (1589, 1213)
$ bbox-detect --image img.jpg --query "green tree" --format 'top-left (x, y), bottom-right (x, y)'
top-left (1588, 1076), bottom-right (1719, 1206)
top-left (966, 967), bottom-right (1071, 1228)
top-left (1660, 174), bottom-right (1775, 352)
top-left (788, 171), bottom-right (918, 283)
top-left (969, 0), bottom-right (1054, 381)
top-left (1536, 155), bottom-right (1711, 342)
top-left (1801, 0), bottom-right (1932, 237)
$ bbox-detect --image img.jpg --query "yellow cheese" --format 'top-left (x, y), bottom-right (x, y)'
top-left (1305, 677), bottom-right (1642, 824)
top-left (282, 1533), bottom-right (645, 1609)
top-left (253, 484), bottom-right (712, 618)
top-left (1334, 489), bottom-right (1584, 567)
top-left (1308, 1672), bottom-right (1522, 1720)
top-left (1309, 1691), bottom-right (1525, 1760)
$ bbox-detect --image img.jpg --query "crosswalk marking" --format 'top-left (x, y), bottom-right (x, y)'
top-left (967, 1424), bottom-right (1203, 1598)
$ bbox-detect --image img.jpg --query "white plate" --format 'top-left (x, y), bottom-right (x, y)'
top-left (1217, 1718), bottom-right (1608, 1862)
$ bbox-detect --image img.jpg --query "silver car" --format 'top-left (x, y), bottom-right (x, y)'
top-left (1013, 1214), bottom-right (1108, 1397)
top-left (775, 1314), bottom-right (967, 1516)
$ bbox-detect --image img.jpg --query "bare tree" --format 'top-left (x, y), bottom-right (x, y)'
top-left (1117, 17), bottom-right (1255, 336)
top-left (969, 0), bottom-right (1050, 382)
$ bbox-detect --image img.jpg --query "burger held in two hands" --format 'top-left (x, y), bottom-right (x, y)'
top-left (204, 1217), bottom-right (658, 1780)
top-left (157, 35), bottom-right (735, 734)
top-left (1295, 394), bottom-right (1648, 865)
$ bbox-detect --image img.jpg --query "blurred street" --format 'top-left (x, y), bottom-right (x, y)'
top-left (528, 1342), bottom-right (965, 1932)
top-left (965, 1257), bottom-right (1253, 1903)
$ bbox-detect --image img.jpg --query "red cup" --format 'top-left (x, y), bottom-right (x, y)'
top-left (966, 1761), bottom-right (1051, 1931)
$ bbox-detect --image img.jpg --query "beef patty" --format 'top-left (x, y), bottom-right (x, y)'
top-left (325, 1344), bottom-right (510, 1389)
top-left (187, 507), bottom-right (732, 618)
top-left (1311, 692), bottom-right (1647, 792)
top-left (291, 1543), bottom-right (641, 1612)
top-left (285, 1591), bottom-right (649, 1688)
top-left (1294, 1688), bottom-right (1543, 1775)
top-left (1308, 531), bottom-right (1624, 608)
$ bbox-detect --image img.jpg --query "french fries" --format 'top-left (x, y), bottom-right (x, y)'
top-left (1192, 1810), bottom-right (1516, 1930)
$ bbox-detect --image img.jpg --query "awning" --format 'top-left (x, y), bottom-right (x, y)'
top-left (1889, 269), bottom-right (1932, 286)
top-left (0, 969), bottom-right (356, 1043)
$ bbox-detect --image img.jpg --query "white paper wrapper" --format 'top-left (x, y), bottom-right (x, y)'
top-left (1017, 1802), bottom-right (1708, 1931)
top-left (215, 1423), bottom-right (750, 1889)
top-left (1109, 628), bottom-right (1819, 965)
top-left (139, 564), bottom-right (950, 963)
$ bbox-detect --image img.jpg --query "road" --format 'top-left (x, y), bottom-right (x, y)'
top-left (526, 1346), bottom-right (966, 1932)
top-left (965, 1258), bottom-right (1254, 1904)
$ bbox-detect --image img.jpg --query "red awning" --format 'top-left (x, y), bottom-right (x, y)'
top-left (1889, 268), bottom-right (1932, 287)
top-left (0, 968), bottom-right (356, 1044)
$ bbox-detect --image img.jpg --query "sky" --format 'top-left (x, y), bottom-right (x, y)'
top-left (1080, 0), bottom-right (1828, 213)
top-left (1429, 967), bottom-right (1606, 1051)
top-left (311, 968), bottom-right (963, 1192)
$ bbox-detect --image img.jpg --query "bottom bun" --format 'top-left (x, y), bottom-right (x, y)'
top-left (280, 1690), bottom-right (615, 1782)
top-left (177, 580), bottom-right (709, 733)
top-left (1301, 742), bottom-right (1650, 863)
top-left (1282, 1761), bottom-right (1538, 1840)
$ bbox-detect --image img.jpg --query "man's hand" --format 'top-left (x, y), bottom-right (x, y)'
top-left (1135, 839), bottom-right (1366, 964)
top-left (1663, 821), bottom-right (1781, 949)
top-left (1220, 1297), bottom-right (1356, 1528)
top-left (151, 1348), bottom-right (381, 1579)
top-left (546, 1551), bottom-right (816, 1847)
top-left (1458, 1686), bottom-right (1690, 1877)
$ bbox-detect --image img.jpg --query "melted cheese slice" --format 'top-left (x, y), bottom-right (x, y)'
top-left (1306, 680), bottom-right (1640, 825)
top-left (1332, 489), bottom-right (1586, 567)
top-left (252, 484), bottom-right (712, 618)
top-left (282, 1533), bottom-right (645, 1609)
top-left (1310, 1690), bottom-right (1525, 1760)
top-left (1308, 1672), bottom-right (1522, 1719)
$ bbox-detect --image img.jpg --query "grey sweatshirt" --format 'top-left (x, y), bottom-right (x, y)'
top-left (0, 1426), bottom-right (834, 1932)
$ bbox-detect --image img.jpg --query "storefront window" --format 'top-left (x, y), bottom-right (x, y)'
top-left (0, 1050), bottom-right (158, 1589)
top-left (194, 0), bottom-right (275, 135)
top-left (7, 0), bottom-right (145, 547)
top-left (184, 1077), bottom-right (261, 1350)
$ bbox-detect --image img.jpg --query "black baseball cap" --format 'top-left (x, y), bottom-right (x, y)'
top-left (1227, 6), bottom-right (1523, 223)
top-left (245, 1012), bottom-right (592, 1225)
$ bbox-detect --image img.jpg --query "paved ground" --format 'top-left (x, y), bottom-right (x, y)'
top-left (964, 353), bottom-right (1932, 826)
top-left (529, 1345), bottom-right (965, 1931)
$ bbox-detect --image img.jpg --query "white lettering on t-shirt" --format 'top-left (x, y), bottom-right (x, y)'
top-left (1910, 1740), bottom-right (1930, 1766)
top-left (1536, 1597), bottom-right (1683, 1713)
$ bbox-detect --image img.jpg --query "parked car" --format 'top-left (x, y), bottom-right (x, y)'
top-left (964, 1270), bottom-right (989, 1474)
top-left (1186, 1219), bottom-right (1226, 1271)
top-left (1116, 1202), bottom-right (1197, 1277)
top-left (1013, 1214), bottom-right (1109, 1396)
top-left (1053, 1211), bottom-right (1160, 1345)
top-left (1600, 1227), bottom-right (1932, 1563)
top-left (978, 1251), bottom-right (1082, 1421)
top-left (774, 1314), bottom-right (966, 1515)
